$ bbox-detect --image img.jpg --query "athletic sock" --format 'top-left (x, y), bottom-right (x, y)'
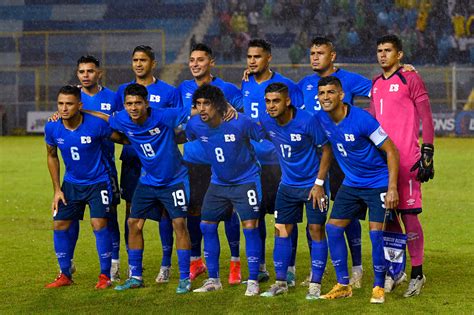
top-left (273, 236), bottom-right (292, 281)
top-left (67, 220), bottom-right (79, 260)
top-left (311, 239), bottom-right (328, 283)
top-left (289, 224), bottom-right (298, 268)
top-left (258, 216), bottom-right (267, 265)
top-left (177, 249), bottom-right (191, 280)
top-left (201, 222), bottom-right (220, 278)
top-left (411, 265), bottom-right (423, 279)
top-left (108, 212), bottom-right (121, 261)
top-left (159, 216), bottom-right (174, 267)
top-left (187, 215), bottom-right (202, 258)
top-left (243, 228), bottom-right (261, 281)
top-left (369, 230), bottom-right (386, 287)
top-left (345, 219), bottom-right (362, 267)
top-left (54, 229), bottom-right (72, 278)
top-left (224, 211), bottom-right (240, 258)
top-left (94, 227), bottom-right (112, 277)
top-left (326, 224), bottom-right (349, 285)
top-left (128, 249), bottom-right (143, 279)
top-left (402, 213), bottom-right (425, 268)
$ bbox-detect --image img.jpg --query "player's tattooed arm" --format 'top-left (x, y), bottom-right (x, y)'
top-left (46, 144), bottom-right (67, 215)
top-left (109, 131), bottom-right (130, 145)
top-left (379, 138), bottom-right (400, 210)
top-left (81, 109), bottom-right (110, 122)
top-left (309, 144), bottom-right (332, 211)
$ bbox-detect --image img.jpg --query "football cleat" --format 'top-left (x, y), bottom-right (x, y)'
top-left (257, 270), bottom-right (270, 283)
top-left (228, 261), bottom-right (241, 285)
top-left (95, 274), bottom-right (112, 289)
top-left (287, 270), bottom-right (296, 287)
top-left (244, 280), bottom-right (260, 296)
top-left (155, 266), bottom-right (171, 284)
top-left (306, 283), bottom-right (321, 300)
top-left (320, 283), bottom-right (352, 299)
top-left (114, 277), bottom-right (144, 291)
top-left (370, 286), bottom-right (385, 304)
top-left (404, 275), bottom-right (426, 298)
top-left (190, 258), bottom-right (207, 281)
top-left (385, 272), bottom-right (407, 292)
top-left (70, 259), bottom-right (76, 275)
top-left (111, 261), bottom-right (120, 282)
top-left (45, 273), bottom-right (73, 288)
top-left (300, 273), bottom-right (312, 287)
top-left (260, 281), bottom-right (288, 297)
top-left (349, 267), bottom-right (363, 289)
top-left (176, 278), bottom-right (191, 294)
top-left (193, 278), bottom-right (222, 293)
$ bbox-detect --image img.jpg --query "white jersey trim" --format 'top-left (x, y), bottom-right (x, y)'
top-left (369, 126), bottom-right (388, 147)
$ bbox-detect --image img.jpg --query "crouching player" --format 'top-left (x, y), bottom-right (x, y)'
top-left (186, 85), bottom-right (263, 296)
top-left (259, 83), bottom-right (332, 299)
top-left (45, 85), bottom-right (115, 289)
top-left (85, 83), bottom-right (193, 294)
top-left (316, 77), bottom-right (399, 304)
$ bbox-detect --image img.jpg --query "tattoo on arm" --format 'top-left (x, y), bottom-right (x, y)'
top-left (46, 144), bottom-right (58, 157)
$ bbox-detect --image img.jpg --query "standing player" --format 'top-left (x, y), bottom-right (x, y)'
top-left (115, 45), bottom-right (180, 283)
top-left (370, 34), bottom-right (435, 297)
top-left (316, 76), bottom-right (399, 304)
top-left (45, 85), bottom-right (114, 289)
top-left (87, 83), bottom-right (192, 294)
top-left (177, 43), bottom-right (242, 283)
top-left (242, 38), bottom-right (304, 284)
top-left (186, 85), bottom-right (263, 296)
top-left (77, 55), bottom-right (122, 281)
top-left (298, 36), bottom-right (372, 287)
top-left (258, 83), bottom-right (332, 300)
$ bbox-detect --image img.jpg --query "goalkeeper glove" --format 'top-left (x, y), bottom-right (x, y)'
top-left (410, 143), bottom-right (434, 183)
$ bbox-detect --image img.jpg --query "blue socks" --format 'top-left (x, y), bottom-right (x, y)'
top-left (93, 227), bottom-right (112, 277)
top-left (326, 224), bottom-right (349, 285)
top-left (224, 211), bottom-right (240, 258)
top-left (345, 219), bottom-right (362, 267)
top-left (187, 215), bottom-right (202, 258)
top-left (159, 216), bottom-right (174, 267)
top-left (258, 217), bottom-right (267, 265)
top-left (128, 249), bottom-right (143, 278)
top-left (201, 222), bottom-right (220, 278)
top-left (243, 228), bottom-right (261, 281)
top-left (67, 220), bottom-right (79, 260)
top-left (107, 212), bottom-right (121, 261)
top-left (273, 236), bottom-right (292, 281)
top-left (177, 249), bottom-right (191, 280)
top-left (370, 230), bottom-right (386, 287)
top-left (311, 239), bottom-right (328, 283)
top-left (289, 224), bottom-right (298, 267)
top-left (54, 229), bottom-right (72, 278)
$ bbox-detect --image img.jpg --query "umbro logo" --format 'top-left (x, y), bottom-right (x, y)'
top-left (56, 138), bottom-right (64, 144)
top-left (127, 131), bottom-right (134, 136)
top-left (185, 92), bottom-right (192, 99)
top-left (268, 131), bottom-right (276, 137)
top-left (306, 84), bottom-right (313, 91)
top-left (200, 136), bottom-right (208, 142)
top-left (244, 91), bottom-right (250, 97)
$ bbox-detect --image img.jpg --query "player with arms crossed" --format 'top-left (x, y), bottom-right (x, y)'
top-left (316, 77), bottom-right (399, 304)
top-left (242, 38), bottom-right (304, 284)
top-left (259, 83), bottom-right (332, 299)
top-left (370, 34), bottom-right (435, 297)
top-left (116, 45), bottom-right (180, 282)
top-left (186, 85), bottom-right (263, 296)
top-left (45, 85), bottom-right (118, 289)
top-left (177, 43), bottom-right (242, 283)
top-left (87, 83), bottom-right (192, 294)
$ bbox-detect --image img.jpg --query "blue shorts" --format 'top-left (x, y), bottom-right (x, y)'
top-left (274, 184), bottom-right (328, 225)
top-left (330, 185), bottom-right (387, 223)
top-left (54, 181), bottom-right (111, 220)
top-left (130, 179), bottom-right (190, 221)
top-left (120, 158), bottom-right (141, 202)
top-left (202, 180), bottom-right (262, 222)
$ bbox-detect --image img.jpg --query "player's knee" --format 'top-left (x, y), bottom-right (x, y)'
top-left (172, 218), bottom-right (188, 234)
top-left (91, 218), bottom-right (107, 231)
top-left (368, 221), bottom-right (383, 231)
top-left (54, 220), bottom-right (72, 231)
top-left (308, 224), bottom-right (324, 241)
top-left (187, 206), bottom-right (201, 217)
top-left (241, 219), bottom-right (257, 229)
top-left (127, 218), bottom-right (143, 234)
top-left (274, 223), bottom-right (292, 237)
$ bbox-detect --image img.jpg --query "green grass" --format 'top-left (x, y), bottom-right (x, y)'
top-left (0, 136), bottom-right (473, 314)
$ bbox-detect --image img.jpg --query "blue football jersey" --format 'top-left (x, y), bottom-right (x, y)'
top-left (179, 77), bottom-right (243, 164)
top-left (241, 71), bottom-right (304, 165)
top-left (45, 113), bottom-right (112, 185)
top-left (298, 68), bottom-right (371, 114)
top-left (115, 79), bottom-right (180, 162)
top-left (108, 107), bottom-right (189, 187)
top-left (316, 106), bottom-right (389, 188)
top-left (185, 113), bottom-right (264, 185)
top-left (260, 107), bottom-right (328, 188)
top-left (81, 87), bottom-right (119, 175)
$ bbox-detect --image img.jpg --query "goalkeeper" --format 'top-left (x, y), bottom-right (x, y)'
top-left (369, 35), bottom-right (435, 298)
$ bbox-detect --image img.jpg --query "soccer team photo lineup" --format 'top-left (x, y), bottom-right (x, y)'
top-left (42, 34), bottom-right (436, 304)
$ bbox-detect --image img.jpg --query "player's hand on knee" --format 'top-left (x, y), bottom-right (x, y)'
top-left (52, 191), bottom-right (67, 216)
top-left (384, 187), bottom-right (399, 210)
top-left (48, 111), bottom-right (60, 122)
top-left (410, 143), bottom-right (434, 183)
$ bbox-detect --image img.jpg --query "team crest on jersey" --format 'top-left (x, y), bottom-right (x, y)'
top-left (101, 103), bottom-right (111, 111)
top-left (200, 136), bottom-right (208, 142)
top-left (149, 127), bottom-right (161, 135)
top-left (244, 90), bottom-right (250, 97)
top-left (290, 134), bottom-right (302, 141)
top-left (389, 84), bottom-right (399, 92)
top-left (373, 87), bottom-right (378, 94)
top-left (149, 95), bottom-right (161, 102)
top-left (80, 136), bottom-right (92, 144)
top-left (224, 134), bottom-right (236, 142)
top-left (306, 84), bottom-right (313, 91)
top-left (56, 138), bottom-right (64, 144)
top-left (185, 92), bottom-right (192, 99)
top-left (344, 134), bottom-right (355, 141)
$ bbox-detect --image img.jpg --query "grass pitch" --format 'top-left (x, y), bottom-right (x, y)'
top-left (0, 136), bottom-right (473, 314)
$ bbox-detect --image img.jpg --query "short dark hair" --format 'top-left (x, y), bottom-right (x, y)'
top-left (248, 38), bottom-right (272, 53)
top-left (265, 82), bottom-right (289, 94)
top-left (192, 84), bottom-right (227, 117)
top-left (57, 85), bottom-right (81, 100)
top-left (376, 34), bottom-right (403, 52)
top-left (318, 76), bottom-right (343, 89)
top-left (76, 55), bottom-right (100, 67)
top-left (191, 43), bottom-right (214, 59)
top-left (310, 36), bottom-right (335, 50)
top-left (132, 45), bottom-right (155, 61)
top-left (124, 83), bottom-right (148, 100)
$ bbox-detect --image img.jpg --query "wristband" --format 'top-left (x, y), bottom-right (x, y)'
top-left (314, 178), bottom-right (324, 186)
